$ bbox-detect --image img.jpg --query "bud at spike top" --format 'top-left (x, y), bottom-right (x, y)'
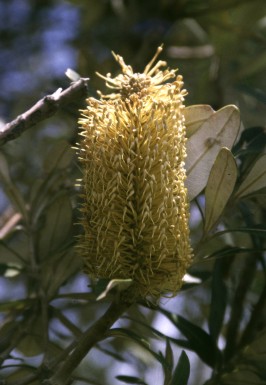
top-left (77, 47), bottom-right (192, 300)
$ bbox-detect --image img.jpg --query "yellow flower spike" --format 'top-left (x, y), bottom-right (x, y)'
top-left (77, 47), bottom-right (193, 300)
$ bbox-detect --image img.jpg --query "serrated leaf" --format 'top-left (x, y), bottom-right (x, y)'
top-left (185, 105), bottom-right (240, 200)
top-left (116, 375), bottom-right (147, 385)
top-left (204, 148), bottom-right (237, 233)
top-left (236, 154), bottom-right (266, 198)
top-left (43, 139), bottom-right (74, 173)
top-left (184, 104), bottom-right (214, 138)
top-left (170, 351), bottom-right (190, 385)
top-left (159, 309), bottom-right (220, 368)
top-left (37, 193), bottom-right (73, 258)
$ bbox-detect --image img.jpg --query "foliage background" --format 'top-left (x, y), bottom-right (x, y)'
top-left (0, 0), bottom-right (266, 384)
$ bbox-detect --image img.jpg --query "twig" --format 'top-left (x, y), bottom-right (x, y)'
top-left (0, 78), bottom-right (89, 146)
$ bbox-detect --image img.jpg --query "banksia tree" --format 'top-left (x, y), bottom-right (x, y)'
top-left (77, 47), bottom-right (192, 300)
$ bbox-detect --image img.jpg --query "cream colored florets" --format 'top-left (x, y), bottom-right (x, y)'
top-left (77, 47), bottom-right (192, 300)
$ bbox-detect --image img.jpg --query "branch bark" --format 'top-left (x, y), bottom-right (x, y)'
top-left (0, 77), bottom-right (89, 146)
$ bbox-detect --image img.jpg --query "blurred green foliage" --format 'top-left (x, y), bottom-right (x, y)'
top-left (0, 0), bottom-right (266, 384)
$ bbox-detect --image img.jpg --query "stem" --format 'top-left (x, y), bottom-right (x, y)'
top-left (0, 78), bottom-right (89, 146)
top-left (43, 298), bottom-right (132, 385)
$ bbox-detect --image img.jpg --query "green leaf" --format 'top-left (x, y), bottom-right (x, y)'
top-left (0, 153), bottom-right (28, 220)
top-left (37, 193), bottom-right (73, 259)
top-left (159, 309), bottom-right (220, 368)
top-left (236, 51), bottom-right (266, 79)
top-left (109, 328), bottom-right (165, 364)
top-left (184, 104), bottom-right (214, 138)
top-left (204, 148), bottom-right (237, 233)
top-left (43, 139), bottom-right (74, 173)
top-left (208, 259), bottom-right (227, 342)
top-left (0, 298), bottom-right (35, 312)
top-left (53, 307), bottom-right (81, 338)
top-left (29, 140), bottom-right (75, 225)
top-left (164, 339), bottom-right (174, 385)
top-left (204, 246), bottom-right (252, 260)
top-left (170, 351), bottom-right (190, 385)
top-left (55, 292), bottom-right (95, 301)
top-left (17, 317), bottom-right (45, 357)
top-left (123, 314), bottom-right (193, 351)
top-left (186, 105), bottom-right (240, 200)
top-left (41, 250), bottom-right (80, 298)
top-left (0, 321), bottom-right (19, 353)
top-left (218, 329), bottom-right (266, 384)
top-left (5, 367), bottom-right (38, 384)
top-left (116, 375), bottom-right (147, 385)
top-left (235, 154), bottom-right (266, 198)
top-left (0, 151), bottom-right (11, 182)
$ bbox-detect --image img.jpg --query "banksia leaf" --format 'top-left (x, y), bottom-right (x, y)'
top-left (77, 47), bottom-right (192, 300)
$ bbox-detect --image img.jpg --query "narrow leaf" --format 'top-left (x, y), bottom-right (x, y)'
top-left (209, 259), bottom-right (227, 342)
top-left (165, 339), bottom-right (174, 373)
top-left (170, 351), bottom-right (190, 385)
top-left (159, 309), bottom-right (220, 368)
top-left (0, 153), bottom-right (28, 220)
top-left (109, 328), bottom-right (165, 364)
top-left (164, 339), bottom-right (174, 385)
top-left (116, 375), bottom-right (147, 385)
top-left (43, 139), bottom-right (74, 173)
top-left (186, 105), bottom-right (240, 200)
top-left (204, 148), bottom-right (237, 233)
top-left (37, 193), bottom-right (73, 259)
top-left (42, 250), bottom-right (80, 297)
top-left (5, 368), bottom-right (38, 384)
top-left (236, 154), bottom-right (266, 198)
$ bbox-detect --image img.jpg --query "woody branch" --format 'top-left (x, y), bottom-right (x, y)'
top-left (0, 77), bottom-right (89, 146)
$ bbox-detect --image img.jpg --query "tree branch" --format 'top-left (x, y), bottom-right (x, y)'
top-left (43, 297), bottom-right (132, 385)
top-left (0, 77), bottom-right (89, 146)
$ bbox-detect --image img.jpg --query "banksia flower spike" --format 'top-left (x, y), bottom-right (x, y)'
top-left (77, 47), bottom-right (192, 300)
